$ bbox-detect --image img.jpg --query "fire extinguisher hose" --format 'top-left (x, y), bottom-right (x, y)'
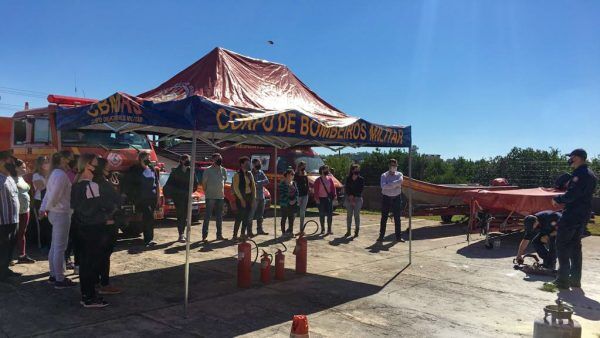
top-left (302, 220), bottom-right (320, 236)
top-left (247, 238), bottom-right (260, 266)
top-left (277, 240), bottom-right (288, 253)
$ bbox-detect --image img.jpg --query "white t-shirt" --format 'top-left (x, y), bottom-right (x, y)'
top-left (32, 172), bottom-right (46, 201)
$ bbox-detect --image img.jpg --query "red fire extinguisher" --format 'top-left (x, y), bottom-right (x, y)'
top-left (237, 239), bottom-right (252, 288)
top-left (275, 249), bottom-right (285, 280)
top-left (260, 250), bottom-right (273, 284)
top-left (294, 233), bottom-right (307, 274)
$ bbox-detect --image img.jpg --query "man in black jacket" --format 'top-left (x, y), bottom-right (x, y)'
top-left (164, 155), bottom-right (198, 243)
top-left (122, 152), bottom-right (160, 247)
top-left (549, 149), bottom-right (597, 289)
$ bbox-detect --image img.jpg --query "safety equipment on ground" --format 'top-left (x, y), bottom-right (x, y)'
top-left (290, 315), bottom-right (310, 338)
top-left (275, 249), bottom-right (285, 280)
top-left (260, 250), bottom-right (273, 284)
top-left (293, 233), bottom-right (307, 274)
top-left (237, 238), bottom-right (258, 288)
top-left (513, 254), bottom-right (556, 276)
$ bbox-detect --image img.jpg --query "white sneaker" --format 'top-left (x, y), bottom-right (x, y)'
top-left (178, 235), bottom-right (186, 243)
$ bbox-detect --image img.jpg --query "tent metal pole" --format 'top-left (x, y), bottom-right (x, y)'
top-left (273, 146), bottom-right (278, 240)
top-left (183, 129), bottom-right (198, 317)
top-left (408, 146), bottom-right (413, 265)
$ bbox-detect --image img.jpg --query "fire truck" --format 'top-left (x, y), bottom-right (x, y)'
top-left (8, 95), bottom-right (161, 236)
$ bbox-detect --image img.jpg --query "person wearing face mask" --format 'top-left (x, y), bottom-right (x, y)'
top-left (122, 152), bottom-right (160, 247)
top-left (279, 168), bottom-right (299, 235)
top-left (546, 149), bottom-right (597, 289)
top-left (71, 154), bottom-right (119, 308)
top-left (250, 158), bottom-right (269, 236)
top-left (344, 164), bottom-right (364, 238)
top-left (232, 156), bottom-right (256, 240)
top-left (201, 153), bottom-right (228, 242)
top-left (314, 165), bottom-right (336, 235)
top-left (65, 154), bottom-right (82, 271)
top-left (0, 150), bottom-right (20, 281)
top-left (32, 156), bottom-right (51, 249)
top-left (164, 154), bottom-right (199, 243)
top-left (91, 158), bottom-right (122, 296)
top-left (13, 159), bottom-right (35, 264)
top-left (40, 150), bottom-right (77, 289)
top-left (294, 161), bottom-right (310, 232)
top-left (379, 159), bottom-right (404, 243)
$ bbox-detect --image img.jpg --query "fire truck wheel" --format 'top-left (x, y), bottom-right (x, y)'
top-left (441, 215), bottom-right (453, 224)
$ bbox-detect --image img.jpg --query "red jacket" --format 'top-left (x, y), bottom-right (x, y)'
top-left (313, 175), bottom-right (336, 203)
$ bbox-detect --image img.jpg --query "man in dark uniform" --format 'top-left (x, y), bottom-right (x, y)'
top-left (515, 211), bottom-right (560, 270)
top-left (548, 148), bottom-right (597, 289)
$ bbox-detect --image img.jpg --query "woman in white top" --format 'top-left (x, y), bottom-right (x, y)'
top-left (14, 159), bottom-right (35, 264)
top-left (40, 151), bottom-right (77, 289)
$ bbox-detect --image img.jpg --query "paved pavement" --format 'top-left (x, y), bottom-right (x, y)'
top-left (1, 213), bottom-right (599, 337)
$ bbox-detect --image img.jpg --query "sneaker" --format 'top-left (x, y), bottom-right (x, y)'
top-left (344, 231), bottom-right (351, 237)
top-left (81, 297), bottom-right (109, 308)
top-left (9, 261), bottom-right (16, 267)
top-left (231, 235), bottom-right (238, 241)
top-left (66, 261), bottom-right (75, 270)
top-left (320, 229), bottom-right (325, 235)
top-left (48, 276), bottom-right (56, 284)
top-left (98, 285), bottom-right (123, 295)
top-left (54, 278), bottom-right (78, 289)
top-left (327, 231), bottom-right (333, 236)
top-left (145, 241), bottom-right (157, 248)
top-left (376, 237), bottom-right (384, 242)
top-left (216, 235), bottom-right (227, 241)
top-left (17, 256), bottom-right (36, 264)
top-left (73, 266), bottom-right (80, 275)
top-left (354, 231), bottom-right (359, 238)
top-left (178, 235), bottom-right (186, 243)
top-left (397, 237), bottom-right (406, 243)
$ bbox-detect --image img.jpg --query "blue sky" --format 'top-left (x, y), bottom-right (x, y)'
top-left (1, 0), bottom-right (598, 159)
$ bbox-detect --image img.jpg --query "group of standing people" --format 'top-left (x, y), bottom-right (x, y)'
top-left (0, 149), bottom-right (166, 308)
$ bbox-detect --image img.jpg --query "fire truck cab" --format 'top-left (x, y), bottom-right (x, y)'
top-left (10, 95), bottom-right (160, 236)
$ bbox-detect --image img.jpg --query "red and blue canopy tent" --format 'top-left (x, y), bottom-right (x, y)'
top-left (56, 47), bottom-right (413, 315)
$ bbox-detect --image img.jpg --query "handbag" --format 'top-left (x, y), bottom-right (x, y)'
top-left (319, 177), bottom-right (335, 201)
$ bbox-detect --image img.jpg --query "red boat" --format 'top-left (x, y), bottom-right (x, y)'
top-left (401, 177), bottom-right (517, 222)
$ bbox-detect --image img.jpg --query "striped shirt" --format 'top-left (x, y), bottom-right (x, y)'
top-left (0, 173), bottom-right (19, 225)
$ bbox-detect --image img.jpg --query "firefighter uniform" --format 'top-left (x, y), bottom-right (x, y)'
top-left (553, 162), bottom-right (597, 288)
top-left (523, 211), bottom-right (560, 269)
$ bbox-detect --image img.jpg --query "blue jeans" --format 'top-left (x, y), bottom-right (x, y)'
top-left (556, 225), bottom-right (584, 285)
top-left (318, 197), bottom-right (333, 232)
top-left (202, 199), bottom-right (224, 239)
top-left (298, 195), bottom-right (309, 230)
top-left (250, 199), bottom-right (266, 232)
top-left (345, 197), bottom-right (363, 233)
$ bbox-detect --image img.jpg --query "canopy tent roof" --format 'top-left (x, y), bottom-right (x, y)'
top-left (56, 47), bottom-right (411, 149)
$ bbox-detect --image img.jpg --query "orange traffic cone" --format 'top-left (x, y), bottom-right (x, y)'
top-left (290, 315), bottom-right (309, 337)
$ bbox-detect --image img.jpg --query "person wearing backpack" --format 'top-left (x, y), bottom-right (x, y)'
top-left (71, 154), bottom-right (120, 308)
top-left (313, 165), bottom-right (336, 235)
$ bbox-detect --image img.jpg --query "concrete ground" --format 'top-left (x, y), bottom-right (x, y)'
top-left (1, 212), bottom-right (599, 338)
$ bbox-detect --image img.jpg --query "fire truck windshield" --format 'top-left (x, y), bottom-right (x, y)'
top-left (294, 156), bottom-right (325, 174)
top-left (61, 130), bottom-right (151, 149)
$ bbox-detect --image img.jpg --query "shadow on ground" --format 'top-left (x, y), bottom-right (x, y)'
top-left (0, 255), bottom-right (388, 337)
top-left (456, 232), bottom-right (523, 259)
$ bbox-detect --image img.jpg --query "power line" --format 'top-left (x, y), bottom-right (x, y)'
top-left (0, 86), bottom-right (48, 99)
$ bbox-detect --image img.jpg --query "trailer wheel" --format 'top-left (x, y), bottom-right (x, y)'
top-left (441, 215), bottom-right (453, 224)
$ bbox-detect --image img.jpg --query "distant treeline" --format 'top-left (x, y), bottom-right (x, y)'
top-left (323, 147), bottom-right (600, 195)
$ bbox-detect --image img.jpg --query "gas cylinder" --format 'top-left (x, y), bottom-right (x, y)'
top-left (237, 240), bottom-right (252, 288)
top-left (275, 249), bottom-right (285, 280)
top-left (260, 250), bottom-right (272, 284)
top-left (294, 233), bottom-right (307, 274)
